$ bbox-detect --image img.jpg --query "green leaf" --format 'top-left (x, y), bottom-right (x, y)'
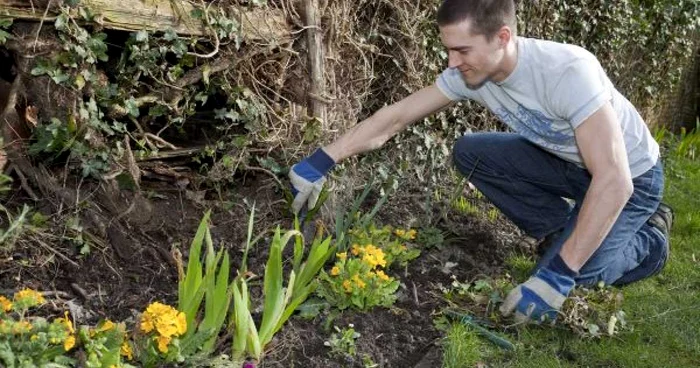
top-left (0, 29), bottom-right (10, 45)
top-left (124, 97), bottom-right (140, 117)
top-left (74, 74), bottom-right (86, 90)
top-left (135, 30), bottom-right (149, 42)
top-left (179, 210), bottom-right (211, 337)
top-left (202, 64), bottom-right (211, 86)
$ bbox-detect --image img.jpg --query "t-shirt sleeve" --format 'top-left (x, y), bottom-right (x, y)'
top-left (550, 59), bottom-right (612, 129)
top-left (435, 68), bottom-right (482, 103)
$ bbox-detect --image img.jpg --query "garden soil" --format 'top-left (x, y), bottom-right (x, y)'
top-left (0, 172), bottom-right (524, 367)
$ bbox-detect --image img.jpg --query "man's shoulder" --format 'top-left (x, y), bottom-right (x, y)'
top-left (522, 37), bottom-right (598, 68)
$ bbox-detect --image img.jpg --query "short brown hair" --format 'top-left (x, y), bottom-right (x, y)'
top-left (437, 0), bottom-right (516, 39)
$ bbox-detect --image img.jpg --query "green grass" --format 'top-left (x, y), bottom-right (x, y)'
top-left (442, 323), bottom-right (484, 368)
top-left (443, 143), bottom-right (700, 367)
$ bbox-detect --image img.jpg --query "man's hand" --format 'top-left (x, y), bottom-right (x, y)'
top-left (500, 255), bottom-right (576, 323)
top-left (289, 148), bottom-right (336, 215)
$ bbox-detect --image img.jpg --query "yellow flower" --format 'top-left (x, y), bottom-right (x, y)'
top-left (121, 342), bottom-right (133, 360)
top-left (30, 334), bottom-right (39, 341)
top-left (352, 274), bottom-right (366, 289)
top-left (375, 270), bottom-right (390, 281)
top-left (394, 229), bottom-right (405, 237)
top-left (156, 335), bottom-right (171, 353)
top-left (12, 321), bottom-right (32, 334)
top-left (0, 296), bottom-right (12, 312)
top-left (407, 229), bottom-right (417, 240)
top-left (13, 289), bottom-right (45, 307)
top-left (64, 335), bottom-right (76, 351)
top-left (342, 280), bottom-right (353, 293)
top-left (351, 244), bottom-right (362, 256)
top-left (336, 252), bottom-right (347, 261)
top-left (140, 302), bottom-right (187, 337)
top-left (362, 247), bottom-right (386, 269)
top-left (176, 311), bottom-right (187, 335)
top-left (330, 266), bottom-right (341, 276)
top-left (97, 319), bottom-right (116, 333)
top-left (56, 311), bottom-right (75, 334)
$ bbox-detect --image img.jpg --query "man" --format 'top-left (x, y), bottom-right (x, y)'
top-left (288, 0), bottom-right (673, 323)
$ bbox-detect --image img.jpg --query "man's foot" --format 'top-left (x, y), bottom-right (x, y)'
top-left (614, 202), bottom-right (673, 286)
top-left (645, 202), bottom-right (673, 277)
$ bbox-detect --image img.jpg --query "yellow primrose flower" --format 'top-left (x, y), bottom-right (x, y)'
top-left (336, 252), bottom-right (347, 261)
top-left (394, 229), bottom-right (405, 237)
top-left (407, 229), bottom-right (417, 239)
top-left (14, 289), bottom-right (45, 306)
top-left (351, 244), bottom-right (362, 256)
top-left (140, 302), bottom-right (187, 337)
top-left (156, 334), bottom-right (172, 353)
top-left (64, 335), bottom-right (76, 351)
top-left (362, 249), bottom-right (386, 269)
top-left (342, 280), bottom-right (353, 293)
top-left (176, 311), bottom-right (187, 335)
top-left (121, 342), bottom-right (133, 360)
top-left (330, 266), bottom-right (341, 276)
top-left (12, 321), bottom-right (32, 334)
top-left (375, 270), bottom-right (390, 281)
top-left (352, 274), bottom-right (366, 289)
top-left (0, 296), bottom-right (12, 312)
top-left (56, 311), bottom-right (75, 334)
top-left (30, 334), bottom-right (39, 341)
top-left (0, 321), bottom-right (9, 334)
top-left (97, 319), bottom-right (116, 333)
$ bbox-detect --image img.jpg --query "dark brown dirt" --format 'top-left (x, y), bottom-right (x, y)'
top-left (0, 173), bottom-right (524, 367)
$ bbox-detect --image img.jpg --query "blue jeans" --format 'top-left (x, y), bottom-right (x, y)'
top-left (453, 133), bottom-right (666, 287)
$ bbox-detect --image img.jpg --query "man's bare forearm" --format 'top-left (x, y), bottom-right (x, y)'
top-left (323, 105), bottom-right (400, 163)
top-left (321, 85), bottom-right (453, 163)
top-left (559, 172), bottom-right (633, 271)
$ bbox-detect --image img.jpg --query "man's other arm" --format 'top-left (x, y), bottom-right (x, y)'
top-left (559, 102), bottom-right (634, 271)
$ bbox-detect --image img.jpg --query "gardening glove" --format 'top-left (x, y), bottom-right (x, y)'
top-left (289, 148), bottom-right (336, 215)
top-left (500, 254), bottom-right (577, 323)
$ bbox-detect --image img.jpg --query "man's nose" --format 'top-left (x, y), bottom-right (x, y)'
top-left (448, 51), bottom-right (461, 69)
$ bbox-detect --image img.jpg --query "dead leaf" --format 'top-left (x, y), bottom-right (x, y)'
top-left (0, 148), bottom-right (6, 171)
top-left (24, 105), bottom-right (38, 128)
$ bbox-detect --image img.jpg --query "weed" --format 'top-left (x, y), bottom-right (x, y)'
top-left (324, 324), bottom-right (360, 359)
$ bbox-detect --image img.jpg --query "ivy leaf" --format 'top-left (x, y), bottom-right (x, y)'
top-left (190, 8), bottom-right (205, 19)
top-left (214, 108), bottom-right (240, 122)
top-left (74, 74), bottom-right (86, 90)
top-left (135, 30), bottom-right (149, 43)
top-left (125, 97), bottom-right (140, 118)
top-left (202, 64), bottom-right (211, 86)
top-left (0, 29), bottom-right (10, 45)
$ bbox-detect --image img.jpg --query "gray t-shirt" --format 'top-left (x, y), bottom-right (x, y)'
top-left (436, 37), bottom-right (659, 178)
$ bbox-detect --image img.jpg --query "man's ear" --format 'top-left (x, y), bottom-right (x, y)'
top-left (496, 25), bottom-right (512, 47)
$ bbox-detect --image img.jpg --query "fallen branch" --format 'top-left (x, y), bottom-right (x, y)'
top-left (0, 0), bottom-right (291, 43)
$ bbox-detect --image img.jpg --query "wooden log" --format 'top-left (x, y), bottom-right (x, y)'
top-left (304, 0), bottom-right (326, 122)
top-left (0, 0), bottom-right (290, 43)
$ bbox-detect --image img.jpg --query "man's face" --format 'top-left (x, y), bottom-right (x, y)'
top-left (439, 19), bottom-right (507, 87)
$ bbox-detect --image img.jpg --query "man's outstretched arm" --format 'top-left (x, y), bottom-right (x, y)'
top-left (289, 84), bottom-right (453, 214)
top-left (323, 85), bottom-right (453, 163)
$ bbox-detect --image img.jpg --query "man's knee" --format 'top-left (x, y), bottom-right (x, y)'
top-left (452, 134), bottom-right (480, 175)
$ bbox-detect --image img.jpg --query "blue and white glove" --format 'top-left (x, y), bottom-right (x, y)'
top-left (500, 254), bottom-right (577, 323)
top-left (289, 148), bottom-right (335, 215)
